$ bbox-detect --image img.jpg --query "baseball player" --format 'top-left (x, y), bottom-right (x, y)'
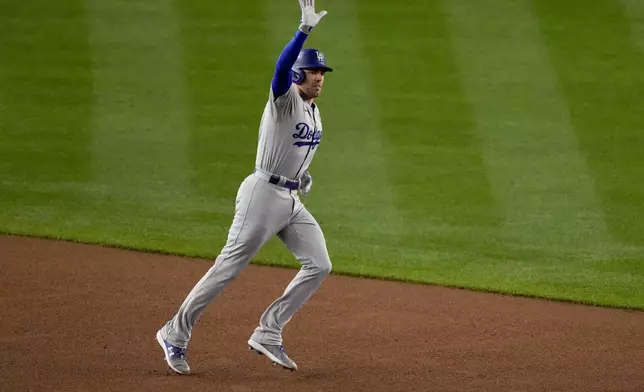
top-left (156, 0), bottom-right (333, 374)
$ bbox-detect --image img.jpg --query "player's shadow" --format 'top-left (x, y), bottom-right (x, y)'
top-left (196, 364), bottom-right (339, 380)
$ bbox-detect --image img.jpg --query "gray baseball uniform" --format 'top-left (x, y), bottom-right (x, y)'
top-left (161, 83), bottom-right (331, 348)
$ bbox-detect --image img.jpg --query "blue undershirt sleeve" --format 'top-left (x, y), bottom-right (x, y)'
top-left (272, 30), bottom-right (308, 99)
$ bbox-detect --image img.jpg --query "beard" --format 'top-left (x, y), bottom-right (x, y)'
top-left (298, 86), bottom-right (321, 100)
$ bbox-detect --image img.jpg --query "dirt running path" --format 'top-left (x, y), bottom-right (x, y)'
top-left (1, 235), bottom-right (643, 392)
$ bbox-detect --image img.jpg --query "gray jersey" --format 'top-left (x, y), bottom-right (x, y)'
top-left (255, 84), bottom-right (323, 180)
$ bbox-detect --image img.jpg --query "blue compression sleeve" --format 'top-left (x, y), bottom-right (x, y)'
top-left (272, 30), bottom-right (308, 98)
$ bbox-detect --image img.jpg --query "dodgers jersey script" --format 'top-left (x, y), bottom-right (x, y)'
top-left (256, 84), bottom-right (323, 180)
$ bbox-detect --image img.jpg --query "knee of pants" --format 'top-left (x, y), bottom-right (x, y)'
top-left (315, 258), bottom-right (332, 277)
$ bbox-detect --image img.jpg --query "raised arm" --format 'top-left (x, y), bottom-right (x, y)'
top-left (272, 0), bottom-right (328, 98)
top-left (272, 31), bottom-right (308, 98)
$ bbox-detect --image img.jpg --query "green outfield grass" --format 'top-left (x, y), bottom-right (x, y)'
top-left (1, 0), bottom-right (643, 308)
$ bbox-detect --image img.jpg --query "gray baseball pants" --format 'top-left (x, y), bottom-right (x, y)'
top-left (161, 172), bottom-right (332, 348)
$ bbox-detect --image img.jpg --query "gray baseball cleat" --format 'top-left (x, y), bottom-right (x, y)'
top-left (156, 329), bottom-right (191, 375)
top-left (247, 339), bottom-right (298, 371)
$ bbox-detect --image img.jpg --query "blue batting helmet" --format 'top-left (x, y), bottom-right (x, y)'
top-left (292, 48), bottom-right (333, 84)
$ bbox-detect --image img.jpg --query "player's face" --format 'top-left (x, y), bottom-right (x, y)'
top-left (299, 69), bottom-right (326, 99)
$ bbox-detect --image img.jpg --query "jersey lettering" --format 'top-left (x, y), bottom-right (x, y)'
top-left (293, 123), bottom-right (322, 148)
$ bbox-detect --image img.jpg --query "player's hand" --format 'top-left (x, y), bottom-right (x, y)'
top-left (299, 0), bottom-right (327, 34)
top-left (299, 170), bottom-right (313, 196)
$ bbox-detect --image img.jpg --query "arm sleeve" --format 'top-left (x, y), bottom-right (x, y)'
top-left (272, 30), bottom-right (308, 99)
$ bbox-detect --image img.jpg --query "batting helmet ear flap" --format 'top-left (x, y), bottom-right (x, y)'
top-left (292, 68), bottom-right (305, 85)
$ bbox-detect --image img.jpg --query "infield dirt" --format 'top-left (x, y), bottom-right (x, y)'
top-left (1, 235), bottom-right (643, 392)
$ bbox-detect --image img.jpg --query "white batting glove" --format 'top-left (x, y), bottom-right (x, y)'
top-left (299, 0), bottom-right (327, 34)
top-left (299, 170), bottom-right (313, 196)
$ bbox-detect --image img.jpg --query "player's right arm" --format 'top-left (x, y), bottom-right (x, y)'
top-left (272, 0), bottom-right (328, 99)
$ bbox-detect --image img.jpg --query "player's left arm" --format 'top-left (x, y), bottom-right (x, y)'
top-left (272, 0), bottom-right (328, 99)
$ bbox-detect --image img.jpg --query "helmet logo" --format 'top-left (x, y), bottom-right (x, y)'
top-left (316, 51), bottom-right (325, 63)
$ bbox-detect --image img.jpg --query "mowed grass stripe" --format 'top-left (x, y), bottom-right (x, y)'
top-left (0, 1), bottom-right (93, 183)
top-left (534, 0), bottom-right (644, 247)
top-left (171, 0), bottom-right (273, 255)
top-left (0, 1), bottom-right (95, 237)
top-left (344, 0), bottom-right (513, 284)
top-left (355, 1), bottom-right (499, 236)
top-left (174, 0), bottom-right (272, 202)
top-left (621, 0), bottom-right (644, 53)
top-left (444, 0), bottom-right (611, 256)
top-left (86, 0), bottom-right (190, 201)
